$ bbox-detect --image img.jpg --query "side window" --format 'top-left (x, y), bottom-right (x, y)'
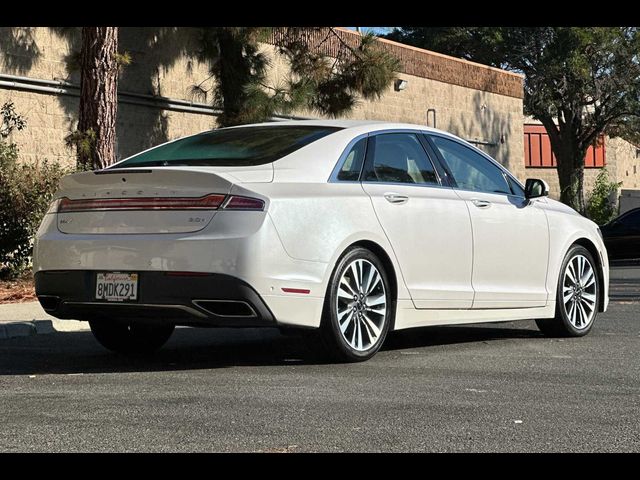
top-left (431, 136), bottom-right (512, 195)
top-left (507, 176), bottom-right (525, 198)
top-left (364, 133), bottom-right (439, 185)
top-left (620, 209), bottom-right (640, 228)
top-left (337, 138), bottom-right (367, 181)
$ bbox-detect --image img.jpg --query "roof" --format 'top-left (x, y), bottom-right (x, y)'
top-left (234, 119), bottom-right (452, 136)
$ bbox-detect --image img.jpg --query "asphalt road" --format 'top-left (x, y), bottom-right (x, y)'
top-left (0, 271), bottom-right (638, 452)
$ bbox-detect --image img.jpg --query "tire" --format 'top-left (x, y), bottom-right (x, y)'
top-left (316, 247), bottom-right (394, 362)
top-left (536, 245), bottom-right (600, 337)
top-left (89, 320), bottom-right (175, 354)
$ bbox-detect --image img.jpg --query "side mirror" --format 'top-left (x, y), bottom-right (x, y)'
top-left (525, 178), bottom-right (549, 199)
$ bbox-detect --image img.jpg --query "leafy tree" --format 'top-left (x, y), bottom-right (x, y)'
top-left (586, 169), bottom-right (622, 225)
top-left (386, 27), bottom-right (640, 214)
top-left (1, 103), bottom-right (68, 279)
top-left (385, 27), bottom-right (505, 68)
top-left (192, 27), bottom-right (399, 127)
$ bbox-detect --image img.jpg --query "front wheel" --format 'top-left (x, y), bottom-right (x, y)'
top-left (89, 320), bottom-right (175, 354)
top-left (536, 245), bottom-right (599, 337)
top-left (317, 247), bottom-right (394, 362)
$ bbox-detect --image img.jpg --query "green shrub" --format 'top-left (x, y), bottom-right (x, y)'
top-left (0, 102), bottom-right (70, 279)
top-left (586, 168), bottom-right (622, 225)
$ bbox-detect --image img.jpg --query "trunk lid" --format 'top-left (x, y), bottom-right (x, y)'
top-left (56, 167), bottom-right (245, 234)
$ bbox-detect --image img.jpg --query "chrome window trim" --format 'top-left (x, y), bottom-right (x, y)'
top-left (359, 180), bottom-right (453, 191)
top-left (427, 132), bottom-right (527, 200)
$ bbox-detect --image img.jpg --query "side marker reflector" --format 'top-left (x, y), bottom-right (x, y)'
top-left (281, 288), bottom-right (311, 294)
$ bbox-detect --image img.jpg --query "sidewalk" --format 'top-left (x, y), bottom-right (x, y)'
top-left (0, 301), bottom-right (89, 339)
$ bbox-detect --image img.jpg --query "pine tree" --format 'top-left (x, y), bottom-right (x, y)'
top-left (192, 27), bottom-right (399, 127)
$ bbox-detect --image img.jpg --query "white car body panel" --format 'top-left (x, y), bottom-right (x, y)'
top-left (33, 120), bottom-right (609, 331)
top-left (361, 182), bottom-right (474, 309)
top-left (453, 189), bottom-right (550, 308)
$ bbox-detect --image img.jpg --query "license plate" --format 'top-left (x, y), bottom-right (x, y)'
top-left (95, 272), bottom-right (138, 302)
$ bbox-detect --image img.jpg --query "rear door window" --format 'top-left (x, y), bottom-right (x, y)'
top-left (363, 133), bottom-right (439, 185)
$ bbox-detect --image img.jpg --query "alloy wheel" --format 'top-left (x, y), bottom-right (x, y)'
top-left (562, 254), bottom-right (597, 330)
top-left (335, 259), bottom-right (387, 351)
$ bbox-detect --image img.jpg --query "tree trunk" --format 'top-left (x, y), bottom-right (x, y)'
top-left (77, 27), bottom-right (118, 170)
top-left (216, 29), bottom-right (250, 127)
top-left (539, 115), bottom-right (587, 214)
top-left (555, 140), bottom-right (587, 214)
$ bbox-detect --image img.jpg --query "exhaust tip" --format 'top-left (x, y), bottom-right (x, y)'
top-left (38, 295), bottom-right (60, 312)
top-left (193, 300), bottom-right (257, 318)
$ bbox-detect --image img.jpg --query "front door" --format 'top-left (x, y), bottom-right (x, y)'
top-left (428, 134), bottom-right (550, 309)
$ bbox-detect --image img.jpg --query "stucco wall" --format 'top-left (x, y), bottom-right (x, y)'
top-left (606, 136), bottom-right (640, 191)
top-left (1, 27), bottom-right (524, 181)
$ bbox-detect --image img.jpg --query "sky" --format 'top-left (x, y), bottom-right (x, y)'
top-left (345, 27), bottom-right (395, 36)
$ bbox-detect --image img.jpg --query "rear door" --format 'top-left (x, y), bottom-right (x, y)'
top-left (360, 132), bottom-right (474, 309)
top-left (427, 134), bottom-right (550, 309)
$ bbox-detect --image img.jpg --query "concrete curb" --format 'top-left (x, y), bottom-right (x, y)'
top-left (0, 319), bottom-right (90, 339)
top-left (0, 301), bottom-right (90, 339)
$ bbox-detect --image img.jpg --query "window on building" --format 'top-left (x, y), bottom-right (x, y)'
top-left (524, 124), bottom-right (605, 168)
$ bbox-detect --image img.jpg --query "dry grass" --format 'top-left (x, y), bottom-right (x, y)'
top-left (0, 274), bottom-right (36, 304)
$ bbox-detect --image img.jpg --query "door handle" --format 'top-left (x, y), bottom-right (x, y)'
top-left (471, 199), bottom-right (491, 208)
top-left (384, 193), bottom-right (409, 204)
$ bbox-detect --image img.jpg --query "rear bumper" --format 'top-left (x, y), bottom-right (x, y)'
top-left (35, 270), bottom-right (277, 327)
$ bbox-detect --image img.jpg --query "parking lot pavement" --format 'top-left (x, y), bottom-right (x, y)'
top-left (0, 297), bottom-right (638, 452)
top-left (610, 266), bottom-right (640, 301)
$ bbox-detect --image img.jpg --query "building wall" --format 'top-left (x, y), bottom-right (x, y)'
top-left (1, 27), bottom-right (525, 182)
top-left (606, 136), bottom-right (640, 191)
top-left (0, 27), bottom-right (216, 167)
top-left (522, 164), bottom-right (604, 201)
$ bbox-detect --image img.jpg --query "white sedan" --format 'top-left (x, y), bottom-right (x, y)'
top-left (33, 120), bottom-right (609, 361)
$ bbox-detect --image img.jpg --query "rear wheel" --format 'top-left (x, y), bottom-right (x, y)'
top-left (317, 247), bottom-right (394, 362)
top-left (89, 320), bottom-right (175, 354)
top-left (536, 245), bottom-right (599, 337)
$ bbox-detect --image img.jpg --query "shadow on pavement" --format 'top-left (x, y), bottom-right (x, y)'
top-left (0, 321), bottom-right (545, 376)
top-left (384, 323), bottom-right (543, 351)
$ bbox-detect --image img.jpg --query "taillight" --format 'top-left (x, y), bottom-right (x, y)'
top-left (222, 195), bottom-right (265, 211)
top-left (57, 194), bottom-right (226, 213)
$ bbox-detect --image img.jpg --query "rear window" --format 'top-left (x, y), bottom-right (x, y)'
top-left (113, 125), bottom-right (342, 168)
